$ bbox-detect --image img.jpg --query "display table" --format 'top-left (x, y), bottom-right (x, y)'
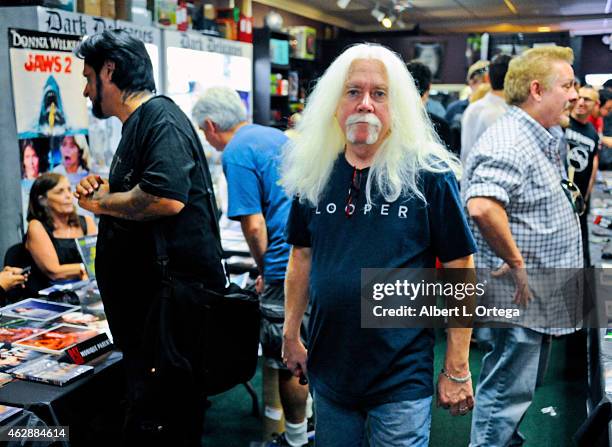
top-left (221, 227), bottom-right (258, 278)
top-left (0, 408), bottom-right (53, 447)
top-left (0, 351), bottom-right (124, 446)
top-left (0, 280), bottom-right (125, 447)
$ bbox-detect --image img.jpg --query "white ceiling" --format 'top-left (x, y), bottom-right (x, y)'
top-left (254, 0), bottom-right (612, 35)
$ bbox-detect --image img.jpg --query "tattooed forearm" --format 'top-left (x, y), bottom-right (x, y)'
top-left (97, 185), bottom-right (183, 221)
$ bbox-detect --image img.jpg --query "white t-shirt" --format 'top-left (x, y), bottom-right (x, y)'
top-left (461, 92), bottom-right (509, 165)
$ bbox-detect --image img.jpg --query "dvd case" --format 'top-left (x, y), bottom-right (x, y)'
top-left (10, 357), bottom-right (94, 386)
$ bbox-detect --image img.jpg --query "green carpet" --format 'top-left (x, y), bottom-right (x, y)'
top-left (203, 331), bottom-right (587, 446)
top-left (430, 330), bottom-right (587, 447)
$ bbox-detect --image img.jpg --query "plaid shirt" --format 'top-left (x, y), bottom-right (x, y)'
top-left (462, 106), bottom-right (583, 334)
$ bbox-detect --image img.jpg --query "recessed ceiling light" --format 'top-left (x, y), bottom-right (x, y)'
top-left (382, 16), bottom-right (393, 28)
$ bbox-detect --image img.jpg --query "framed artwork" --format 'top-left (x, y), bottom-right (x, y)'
top-left (413, 42), bottom-right (444, 80)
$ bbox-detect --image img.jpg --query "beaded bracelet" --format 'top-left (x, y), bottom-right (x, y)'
top-left (440, 368), bottom-right (472, 383)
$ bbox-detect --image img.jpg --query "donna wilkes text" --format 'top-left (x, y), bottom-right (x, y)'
top-left (372, 305), bottom-right (521, 319)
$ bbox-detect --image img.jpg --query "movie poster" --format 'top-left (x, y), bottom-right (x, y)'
top-left (9, 28), bottom-right (89, 222)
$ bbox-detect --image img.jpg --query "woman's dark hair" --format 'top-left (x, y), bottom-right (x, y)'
top-left (74, 29), bottom-right (156, 96)
top-left (489, 54), bottom-right (512, 91)
top-left (406, 61), bottom-right (432, 97)
top-left (27, 173), bottom-right (79, 231)
top-left (20, 139), bottom-right (49, 177)
top-left (20, 139), bottom-right (36, 174)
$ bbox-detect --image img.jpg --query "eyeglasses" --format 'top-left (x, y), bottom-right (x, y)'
top-left (560, 179), bottom-right (586, 216)
top-left (345, 166), bottom-right (362, 218)
top-left (577, 96), bottom-right (595, 103)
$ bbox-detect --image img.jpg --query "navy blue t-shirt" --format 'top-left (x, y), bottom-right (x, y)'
top-left (286, 154), bottom-right (477, 406)
top-left (222, 124), bottom-right (291, 281)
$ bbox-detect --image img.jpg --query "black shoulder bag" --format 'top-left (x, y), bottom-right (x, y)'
top-left (141, 98), bottom-right (261, 396)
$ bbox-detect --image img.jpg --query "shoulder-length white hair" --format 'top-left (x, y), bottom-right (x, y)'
top-left (281, 43), bottom-right (460, 207)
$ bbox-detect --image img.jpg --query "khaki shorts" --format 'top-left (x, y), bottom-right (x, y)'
top-left (260, 281), bottom-right (310, 370)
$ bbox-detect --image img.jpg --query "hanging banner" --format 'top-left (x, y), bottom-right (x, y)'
top-left (9, 28), bottom-right (90, 223)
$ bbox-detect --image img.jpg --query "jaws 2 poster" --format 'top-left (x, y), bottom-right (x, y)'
top-left (9, 28), bottom-right (89, 222)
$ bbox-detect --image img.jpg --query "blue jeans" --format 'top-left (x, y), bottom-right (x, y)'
top-left (470, 327), bottom-right (543, 447)
top-left (314, 391), bottom-right (432, 447)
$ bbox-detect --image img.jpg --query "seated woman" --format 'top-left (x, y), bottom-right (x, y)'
top-left (26, 173), bottom-right (97, 292)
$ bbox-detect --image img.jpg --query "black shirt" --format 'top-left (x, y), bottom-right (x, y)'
top-left (565, 117), bottom-right (600, 197)
top-left (286, 155), bottom-right (477, 405)
top-left (428, 112), bottom-right (453, 154)
top-left (27, 216), bottom-right (88, 293)
top-left (95, 96), bottom-right (226, 348)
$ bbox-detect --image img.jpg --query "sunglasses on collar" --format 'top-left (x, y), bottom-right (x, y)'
top-left (560, 179), bottom-right (586, 216)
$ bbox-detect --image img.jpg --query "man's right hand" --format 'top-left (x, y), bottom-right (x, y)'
top-left (75, 175), bottom-right (110, 214)
top-left (282, 336), bottom-right (308, 379)
top-left (255, 275), bottom-right (265, 294)
top-left (74, 174), bottom-right (106, 199)
top-left (492, 262), bottom-right (532, 306)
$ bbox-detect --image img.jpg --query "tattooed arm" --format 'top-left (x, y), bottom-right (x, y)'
top-left (76, 175), bottom-right (184, 221)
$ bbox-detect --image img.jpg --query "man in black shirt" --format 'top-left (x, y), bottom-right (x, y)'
top-left (406, 61), bottom-right (453, 153)
top-left (566, 85), bottom-right (600, 265)
top-left (74, 30), bottom-right (226, 446)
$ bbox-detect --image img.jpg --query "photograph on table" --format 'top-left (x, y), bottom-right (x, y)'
top-left (0, 316), bottom-right (49, 344)
top-left (0, 298), bottom-right (78, 322)
top-left (16, 323), bottom-right (102, 355)
top-left (0, 346), bottom-right (46, 374)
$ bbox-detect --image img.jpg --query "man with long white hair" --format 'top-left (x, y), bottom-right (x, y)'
top-left (281, 43), bottom-right (477, 446)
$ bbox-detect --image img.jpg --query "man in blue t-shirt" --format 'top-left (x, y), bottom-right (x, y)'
top-left (193, 87), bottom-right (309, 447)
top-left (281, 45), bottom-right (477, 446)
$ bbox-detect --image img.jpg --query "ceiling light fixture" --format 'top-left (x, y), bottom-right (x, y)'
top-left (381, 16), bottom-right (393, 28)
top-left (537, 26), bottom-right (551, 32)
top-left (371, 4), bottom-right (385, 22)
top-left (337, 0), bottom-right (351, 9)
top-left (503, 0), bottom-right (518, 14)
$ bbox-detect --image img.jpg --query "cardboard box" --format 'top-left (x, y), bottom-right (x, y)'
top-left (101, 0), bottom-right (116, 18)
top-left (115, 0), bottom-right (131, 20)
top-left (78, 0), bottom-right (101, 16)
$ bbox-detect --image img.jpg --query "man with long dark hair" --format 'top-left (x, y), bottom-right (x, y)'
top-left (74, 29), bottom-right (227, 446)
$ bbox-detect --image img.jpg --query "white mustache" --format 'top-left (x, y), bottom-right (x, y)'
top-left (346, 113), bottom-right (382, 128)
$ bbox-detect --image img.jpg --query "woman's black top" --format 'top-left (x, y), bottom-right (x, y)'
top-left (27, 215), bottom-right (88, 293)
